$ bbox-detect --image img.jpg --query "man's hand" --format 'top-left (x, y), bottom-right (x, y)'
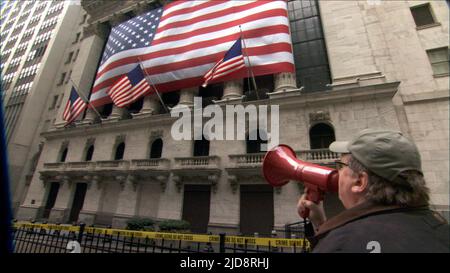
top-left (297, 192), bottom-right (327, 233)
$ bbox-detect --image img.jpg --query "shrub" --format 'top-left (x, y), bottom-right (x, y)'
top-left (158, 219), bottom-right (190, 232)
top-left (126, 218), bottom-right (155, 231)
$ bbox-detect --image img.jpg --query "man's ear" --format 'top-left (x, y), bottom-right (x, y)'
top-left (351, 171), bottom-right (369, 193)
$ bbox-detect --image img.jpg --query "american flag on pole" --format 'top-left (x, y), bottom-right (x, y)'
top-left (63, 86), bottom-right (88, 125)
top-left (107, 64), bottom-right (152, 107)
top-left (89, 0), bottom-right (295, 108)
top-left (202, 38), bottom-right (245, 88)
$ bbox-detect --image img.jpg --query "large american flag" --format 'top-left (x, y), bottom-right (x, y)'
top-left (90, 0), bottom-right (295, 108)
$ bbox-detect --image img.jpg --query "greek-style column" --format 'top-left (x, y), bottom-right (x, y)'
top-left (78, 175), bottom-right (102, 226)
top-left (172, 87), bottom-right (198, 110)
top-left (48, 176), bottom-right (72, 223)
top-left (107, 104), bottom-right (128, 121)
top-left (113, 175), bottom-right (139, 228)
top-left (268, 72), bottom-right (302, 99)
top-left (274, 72), bottom-right (297, 92)
top-left (133, 94), bottom-right (161, 118)
top-left (214, 80), bottom-right (245, 104)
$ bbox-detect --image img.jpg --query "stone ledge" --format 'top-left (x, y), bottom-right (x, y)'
top-left (402, 89), bottom-right (450, 105)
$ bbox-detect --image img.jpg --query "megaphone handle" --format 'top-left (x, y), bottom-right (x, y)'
top-left (300, 208), bottom-right (310, 219)
top-left (300, 186), bottom-right (323, 219)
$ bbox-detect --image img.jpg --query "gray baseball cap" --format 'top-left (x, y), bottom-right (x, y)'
top-left (329, 129), bottom-right (423, 181)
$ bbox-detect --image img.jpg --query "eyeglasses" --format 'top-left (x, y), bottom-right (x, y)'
top-left (335, 160), bottom-right (349, 170)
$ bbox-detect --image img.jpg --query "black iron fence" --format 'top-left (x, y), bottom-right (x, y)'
top-left (12, 222), bottom-right (311, 253)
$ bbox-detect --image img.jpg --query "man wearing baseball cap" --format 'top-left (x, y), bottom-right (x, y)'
top-left (298, 129), bottom-right (449, 253)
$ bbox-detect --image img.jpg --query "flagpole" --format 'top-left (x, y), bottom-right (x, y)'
top-left (137, 58), bottom-right (169, 113)
top-left (239, 25), bottom-right (259, 99)
top-left (69, 78), bottom-right (103, 119)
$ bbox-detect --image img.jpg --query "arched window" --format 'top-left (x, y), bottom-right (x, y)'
top-left (85, 145), bottom-right (94, 161)
top-left (193, 135), bottom-right (209, 157)
top-left (246, 130), bottom-right (267, 154)
top-left (114, 142), bottom-right (125, 160)
top-left (59, 147), bottom-right (68, 162)
top-left (309, 123), bottom-right (335, 149)
top-left (150, 138), bottom-right (163, 159)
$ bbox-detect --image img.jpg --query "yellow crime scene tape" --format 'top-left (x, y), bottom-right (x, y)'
top-left (15, 222), bottom-right (80, 232)
top-left (14, 222), bottom-right (310, 249)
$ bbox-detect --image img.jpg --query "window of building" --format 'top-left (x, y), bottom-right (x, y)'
top-left (160, 91), bottom-right (179, 113)
top-left (65, 51), bottom-right (73, 64)
top-left (193, 135), bottom-right (209, 157)
top-left (65, 70), bottom-right (72, 84)
top-left (410, 3), bottom-right (437, 27)
top-left (73, 32), bottom-right (81, 44)
top-left (150, 138), bottom-right (163, 159)
top-left (72, 49), bottom-right (79, 62)
top-left (309, 123), bottom-right (335, 149)
top-left (80, 14), bottom-right (87, 25)
top-left (59, 147), bottom-right (68, 162)
top-left (246, 130), bottom-right (267, 154)
top-left (57, 72), bottom-right (66, 86)
top-left (114, 142), bottom-right (125, 160)
top-left (127, 97), bottom-right (143, 114)
top-left (243, 75), bottom-right (273, 101)
top-left (198, 83), bottom-right (223, 107)
top-left (85, 145), bottom-right (94, 161)
top-left (99, 103), bottom-right (113, 118)
top-left (49, 95), bottom-right (58, 110)
top-left (426, 47), bottom-right (449, 76)
top-left (288, 0), bottom-right (331, 92)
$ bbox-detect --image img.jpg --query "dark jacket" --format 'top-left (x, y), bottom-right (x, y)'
top-left (311, 202), bottom-right (449, 253)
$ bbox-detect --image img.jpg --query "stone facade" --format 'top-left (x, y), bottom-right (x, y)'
top-left (13, 0), bottom-right (449, 235)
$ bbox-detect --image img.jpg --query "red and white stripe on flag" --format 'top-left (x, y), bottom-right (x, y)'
top-left (107, 76), bottom-right (151, 108)
top-left (63, 86), bottom-right (88, 125)
top-left (203, 38), bottom-right (246, 87)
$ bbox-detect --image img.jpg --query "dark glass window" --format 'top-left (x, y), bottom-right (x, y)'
top-left (243, 75), bottom-right (273, 101)
top-left (85, 145), bottom-right (94, 161)
top-left (288, 0), bottom-right (331, 92)
top-left (114, 142), bottom-right (125, 160)
top-left (160, 91), bottom-right (180, 113)
top-left (193, 135), bottom-right (209, 157)
top-left (198, 83), bottom-right (223, 107)
top-left (128, 97), bottom-right (143, 114)
top-left (99, 103), bottom-right (113, 118)
top-left (410, 4), bottom-right (436, 27)
top-left (59, 147), bottom-right (68, 162)
top-left (150, 138), bottom-right (163, 159)
top-left (309, 123), bottom-right (335, 149)
top-left (246, 130), bottom-right (267, 154)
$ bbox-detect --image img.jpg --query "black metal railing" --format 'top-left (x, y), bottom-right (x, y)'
top-left (12, 222), bottom-right (311, 253)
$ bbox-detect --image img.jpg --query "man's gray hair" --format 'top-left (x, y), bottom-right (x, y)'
top-left (348, 156), bottom-right (430, 206)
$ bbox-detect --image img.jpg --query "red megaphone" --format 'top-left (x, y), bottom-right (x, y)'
top-left (262, 144), bottom-right (339, 218)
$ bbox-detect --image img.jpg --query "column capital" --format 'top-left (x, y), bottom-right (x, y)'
top-left (108, 13), bottom-right (129, 27)
top-left (83, 22), bottom-right (109, 40)
top-left (214, 80), bottom-right (245, 104)
top-left (274, 72), bottom-right (297, 92)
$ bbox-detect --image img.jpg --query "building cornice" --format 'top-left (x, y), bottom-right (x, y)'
top-left (81, 0), bottom-right (161, 26)
top-left (41, 113), bottom-right (178, 140)
top-left (42, 81), bottom-right (400, 140)
top-left (401, 89), bottom-right (450, 105)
